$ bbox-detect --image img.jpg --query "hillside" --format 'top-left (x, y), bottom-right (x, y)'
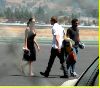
top-left (5, 0), bottom-right (98, 10)
top-left (4, 0), bottom-right (97, 17)
top-left (6, 0), bottom-right (22, 3)
top-left (0, 0), bottom-right (98, 23)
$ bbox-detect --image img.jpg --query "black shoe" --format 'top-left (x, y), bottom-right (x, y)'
top-left (60, 75), bottom-right (68, 78)
top-left (40, 72), bottom-right (49, 77)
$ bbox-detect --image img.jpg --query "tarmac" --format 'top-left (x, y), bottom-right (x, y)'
top-left (0, 42), bottom-right (98, 86)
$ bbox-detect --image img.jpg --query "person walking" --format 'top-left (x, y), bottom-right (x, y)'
top-left (67, 18), bottom-right (80, 54)
top-left (21, 18), bottom-right (40, 76)
top-left (66, 18), bottom-right (80, 76)
top-left (40, 16), bottom-right (68, 78)
top-left (62, 35), bottom-right (77, 77)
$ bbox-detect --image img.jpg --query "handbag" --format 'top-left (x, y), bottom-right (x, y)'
top-left (23, 49), bottom-right (30, 61)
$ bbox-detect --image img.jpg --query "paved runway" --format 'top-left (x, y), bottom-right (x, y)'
top-left (0, 42), bottom-right (98, 86)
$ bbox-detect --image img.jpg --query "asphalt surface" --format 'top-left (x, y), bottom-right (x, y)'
top-left (0, 42), bottom-right (98, 86)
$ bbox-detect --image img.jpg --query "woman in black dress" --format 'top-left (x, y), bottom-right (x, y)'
top-left (21, 18), bottom-right (40, 76)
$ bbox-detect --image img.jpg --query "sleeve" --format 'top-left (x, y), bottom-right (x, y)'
top-left (53, 26), bottom-right (59, 35)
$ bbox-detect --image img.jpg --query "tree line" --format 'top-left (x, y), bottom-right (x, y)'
top-left (0, 6), bottom-right (98, 24)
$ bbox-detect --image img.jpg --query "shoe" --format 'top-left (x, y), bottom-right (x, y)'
top-left (60, 75), bottom-right (69, 78)
top-left (71, 72), bottom-right (78, 77)
top-left (40, 72), bottom-right (49, 77)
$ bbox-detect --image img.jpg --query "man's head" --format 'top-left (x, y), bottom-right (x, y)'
top-left (71, 18), bottom-right (79, 28)
top-left (50, 16), bottom-right (58, 25)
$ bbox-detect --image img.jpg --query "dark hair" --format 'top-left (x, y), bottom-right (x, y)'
top-left (71, 18), bottom-right (78, 24)
top-left (27, 18), bottom-right (33, 26)
top-left (51, 16), bottom-right (58, 23)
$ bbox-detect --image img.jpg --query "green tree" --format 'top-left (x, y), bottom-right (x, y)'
top-left (34, 6), bottom-right (45, 22)
top-left (90, 9), bottom-right (98, 18)
top-left (14, 7), bottom-right (32, 21)
top-left (22, 8), bottom-right (32, 20)
top-left (14, 8), bottom-right (21, 20)
top-left (4, 7), bottom-right (14, 19)
top-left (71, 13), bottom-right (78, 19)
top-left (0, 11), bottom-right (4, 17)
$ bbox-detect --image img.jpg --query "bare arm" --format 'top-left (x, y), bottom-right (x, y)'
top-left (55, 35), bottom-right (61, 52)
top-left (77, 33), bottom-right (80, 42)
top-left (23, 28), bottom-right (29, 50)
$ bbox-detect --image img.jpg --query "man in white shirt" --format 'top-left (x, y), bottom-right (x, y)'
top-left (40, 16), bottom-right (68, 78)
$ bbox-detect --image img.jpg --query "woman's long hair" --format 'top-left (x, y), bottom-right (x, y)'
top-left (27, 18), bottom-right (36, 32)
top-left (27, 18), bottom-right (33, 27)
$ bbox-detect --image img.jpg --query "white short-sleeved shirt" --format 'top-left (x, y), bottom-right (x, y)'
top-left (52, 23), bottom-right (64, 49)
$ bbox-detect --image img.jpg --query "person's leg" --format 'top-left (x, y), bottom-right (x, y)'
top-left (72, 62), bottom-right (75, 73)
top-left (60, 49), bottom-right (68, 70)
top-left (66, 61), bottom-right (71, 75)
top-left (70, 62), bottom-right (78, 77)
top-left (66, 58), bottom-right (70, 69)
top-left (71, 48), bottom-right (78, 77)
top-left (75, 47), bottom-right (78, 55)
top-left (29, 61), bottom-right (34, 76)
top-left (20, 58), bottom-right (29, 73)
top-left (70, 62), bottom-right (75, 74)
top-left (69, 65), bottom-right (72, 75)
top-left (40, 48), bottom-right (57, 77)
top-left (66, 53), bottom-right (72, 76)
top-left (28, 46), bottom-right (36, 76)
top-left (57, 48), bottom-right (68, 78)
top-left (20, 59), bottom-right (24, 72)
top-left (69, 49), bottom-right (76, 74)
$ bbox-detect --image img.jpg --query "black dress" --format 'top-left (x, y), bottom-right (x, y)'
top-left (23, 30), bottom-right (36, 61)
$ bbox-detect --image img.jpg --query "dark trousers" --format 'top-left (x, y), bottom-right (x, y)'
top-left (44, 47), bottom-right (68, 76)
top-left (74, 47), bottom-right (78, 54)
